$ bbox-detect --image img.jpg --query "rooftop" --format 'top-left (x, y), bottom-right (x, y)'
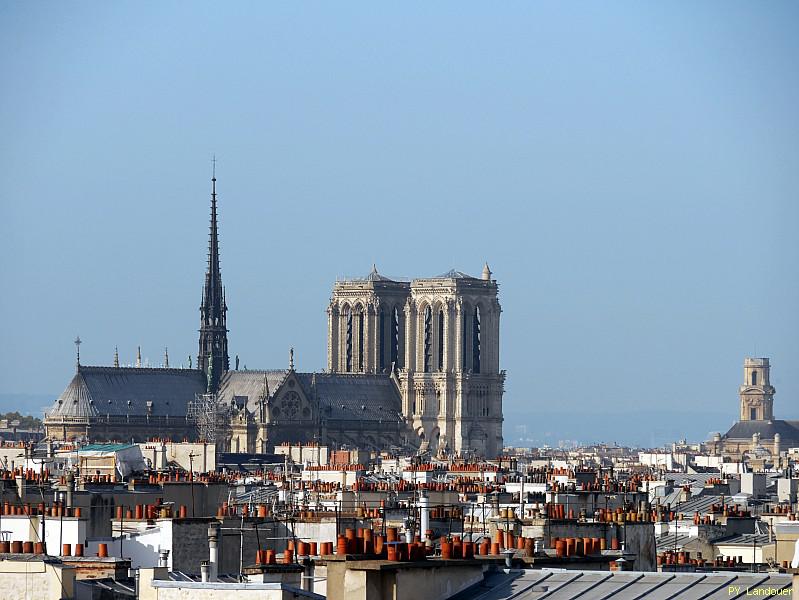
top-left (456, 568), bottom-right (794, 599)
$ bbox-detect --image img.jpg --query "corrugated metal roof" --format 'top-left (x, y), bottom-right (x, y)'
top-left (655, 533), bottom-right (696, 553)
top-left (713, 533), bottom-right (771, 546)
top-left (667, 474), bottom-right (723, 487)
top-left (661, 494), bottom-right (740, 514)
top-left (456, 569), bottom-right (794, 599)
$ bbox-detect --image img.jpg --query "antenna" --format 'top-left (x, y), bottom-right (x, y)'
top-left (74, 336), bottom-right (82, 369)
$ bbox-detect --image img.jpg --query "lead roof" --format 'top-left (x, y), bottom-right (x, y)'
top-left (48, 366), bottom-right (403, 424)
top-left (47, 366), bottom-right (206, 418)
top-left (723, 419), bottom-right (799, 442)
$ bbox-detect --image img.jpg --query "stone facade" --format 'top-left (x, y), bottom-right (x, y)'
top-left (328, 265), bottom-right (505, 457)
top-left (222, 369), bottom-right (406, 454)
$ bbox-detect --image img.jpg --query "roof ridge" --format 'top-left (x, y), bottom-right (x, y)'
top-left (80, 365), bottom-right (204, 374)
top-left (224, 369), bottom-right (289, 374)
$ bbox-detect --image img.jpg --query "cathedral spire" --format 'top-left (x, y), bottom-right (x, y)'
top-left (198, 160), bottom-right (229, 392)
top-left (113, 346), bottom-right (119, 368)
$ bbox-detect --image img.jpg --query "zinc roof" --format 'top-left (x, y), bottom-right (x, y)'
top-left (457, 569), bottom-right (793, 600)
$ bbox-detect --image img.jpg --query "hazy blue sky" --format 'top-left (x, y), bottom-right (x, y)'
top-left (1, 3), bottom-right (797, 446)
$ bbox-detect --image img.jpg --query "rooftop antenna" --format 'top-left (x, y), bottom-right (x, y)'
top-left (74, 336), bottom-right (82, 370)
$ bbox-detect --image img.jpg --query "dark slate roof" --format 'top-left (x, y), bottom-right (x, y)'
top-left (48, 366), bottom-right (404, 425)
top-left (47, 366), bottom-right (206, 418)
top-left (722, 419), bottom-right (799, 442)
top-left (364, 265), bottom-right (394, 282)
top-left (216, 370), bottom-right (290, 413)
top-left (295, 372), bottom-right (403, 421)
top-left (434, 269), bottom-right (477, 279)
top-left (339, 265), bottom-right (405, 284)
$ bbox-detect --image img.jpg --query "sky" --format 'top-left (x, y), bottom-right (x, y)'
top-left (1, 2), bottom-right (797, 447)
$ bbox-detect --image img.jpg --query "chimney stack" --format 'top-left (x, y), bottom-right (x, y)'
top-left (208, 523), bottom-right (219, 582)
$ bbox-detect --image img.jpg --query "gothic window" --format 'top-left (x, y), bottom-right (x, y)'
top-left (379, 309), bottom-right (385, 372)
top-left (437, 309), bottom-right (445, 371)
top-left (390, 307), bottom-right (400, 367)
top-left (345, 308), bottom-right (353, 371)
top-left (280, 391), bottom-right (301, 419)
top-left (472, 306), bottom-right (481, 374)
top-left (462, 310), bottom-right (469, 370)
top-left (751, 371), bottom-right (758, 386)
top-left (423, 306), bottom-right (433, 373)
top-left (357, 310), bottom-right (364, 372)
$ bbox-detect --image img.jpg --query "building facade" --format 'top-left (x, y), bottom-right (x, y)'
top-left (327, 265), bottom-right (505, 457)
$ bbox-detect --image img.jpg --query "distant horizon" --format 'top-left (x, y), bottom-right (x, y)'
top-left (6, 384), bottom-right (793, 449)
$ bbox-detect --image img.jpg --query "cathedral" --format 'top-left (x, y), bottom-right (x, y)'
top-left (43, 174), bottom-right (506, 457)
top-left (708, 357), bottom-right (799, 460)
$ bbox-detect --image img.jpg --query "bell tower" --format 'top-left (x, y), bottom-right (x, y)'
top-left (399, 265), bottom-right (505, 458)
top-left (327, 266), bottom-right (409, 374)
top-left (739, 357), bottom-right (774, 421)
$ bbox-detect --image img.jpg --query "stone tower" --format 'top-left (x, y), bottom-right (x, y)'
top-left (329, 265), bottom-right (505, 457)
top-left (739, 357), bottom-right (774, 421)
top-left (398, 266), bottom-right (504, 458)
top-left (197, 171), bottom-right (229, 392)
top-left (327, 266), bottom-right (410, 373)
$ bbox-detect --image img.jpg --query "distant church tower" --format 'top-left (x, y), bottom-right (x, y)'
top-left (739, 357), bottom-right (774, 421)
top-left (198, 170), bottom-right (229, 392)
